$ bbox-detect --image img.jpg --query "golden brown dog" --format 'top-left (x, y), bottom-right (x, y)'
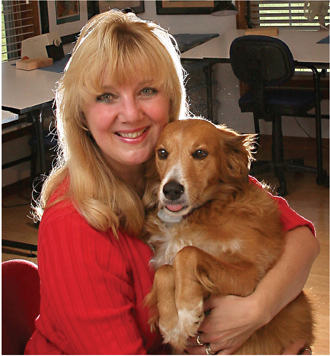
top-left (143, 118), bottom-right (314, 354)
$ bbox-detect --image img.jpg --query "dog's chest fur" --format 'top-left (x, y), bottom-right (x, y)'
top-left (148, 215), bottom-right (243, 270)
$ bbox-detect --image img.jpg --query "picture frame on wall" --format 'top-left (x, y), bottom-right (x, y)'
top-left (40, 1), bottom-right (89, 44)
top-left (98, 1), bottom-right (145, 14)
top-left (156, 0), bottom-right (214, 15)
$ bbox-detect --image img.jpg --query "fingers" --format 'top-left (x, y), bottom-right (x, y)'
top-left (298, 349), bottom-right (312, 355)
top-left (185, 335), bottom-right (241, 355)
top-left (185, 343), bottom-right (237, 355)
top-left (282, 340), bottom-right (312, 355)
top-left (187, 338), bottom-right (312, 355)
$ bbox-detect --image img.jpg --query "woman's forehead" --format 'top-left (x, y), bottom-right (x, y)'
top-left (102, 63), bottom-right (164, 88)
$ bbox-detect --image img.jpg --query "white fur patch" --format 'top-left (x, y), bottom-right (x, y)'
top-left (149, 218), bottom-right (244, 270)
top-left (159, 300), bottom-right (204, 350)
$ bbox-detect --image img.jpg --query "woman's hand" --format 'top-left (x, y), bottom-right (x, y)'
top-left (282, 340), bottom-right (312, 355)
top-left (185, 294), bottom-right (266, 355)
top-left (185, 294), bottom-right (313, 355)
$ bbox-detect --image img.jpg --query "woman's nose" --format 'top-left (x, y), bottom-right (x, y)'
top-left (119, 95), bottom-right (142, 122)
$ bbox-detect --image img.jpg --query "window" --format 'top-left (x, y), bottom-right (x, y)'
top-left (2, 0), bottom-right (40, 61)
top-left (248, 1), bottom-right (329, 30)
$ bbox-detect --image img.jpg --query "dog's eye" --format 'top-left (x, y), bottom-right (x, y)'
top-left (193, 150), bottom-right (208, 160)
top-left (157, 149), bottom-right (168, 160)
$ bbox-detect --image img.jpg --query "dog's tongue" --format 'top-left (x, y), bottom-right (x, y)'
top-left (166, 204), bottom-right (184, 212)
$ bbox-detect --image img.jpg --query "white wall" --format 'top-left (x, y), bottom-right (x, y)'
top-left (137, 1), bottom-right (329, 138)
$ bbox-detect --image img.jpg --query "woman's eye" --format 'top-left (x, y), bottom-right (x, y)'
top-left (192, 149), bottom-right (208, 160)
top-left (157, 149), bottom-right (168, 160)
top-left (141, 87), bottom-right (157, 96)
top-left (96, 93), bottom-right (115, 103)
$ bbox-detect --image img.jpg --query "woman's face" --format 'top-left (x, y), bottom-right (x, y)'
top-left (84, 75), bottom-right (171, 173)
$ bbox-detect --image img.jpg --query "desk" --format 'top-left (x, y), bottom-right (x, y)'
top-left (2, 61), bottom-right (62, 173)
top-left (181, 29), bottom-right (329, 184)
top-left (2, 110), bottom-right (32, 170)
top-left (2, 110), bottom-right (19, 124)
top-left (180, 29), bottom-right (329, 64)
top-left (2, 63), bottom-right (61, 256)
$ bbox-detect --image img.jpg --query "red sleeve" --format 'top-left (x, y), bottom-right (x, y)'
top-left (34, 203), bottom-right (151, 355)
top-left (249, 176), bottom-right (316, 236)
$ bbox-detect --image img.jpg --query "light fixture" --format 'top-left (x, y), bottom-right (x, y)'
top-left (211, 1), bottom-right (238, 16)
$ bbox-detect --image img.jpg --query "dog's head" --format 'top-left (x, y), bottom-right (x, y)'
top-left (155, 118), bottom-right (256, 217)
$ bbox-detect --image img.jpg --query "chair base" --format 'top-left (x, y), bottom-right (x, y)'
top-left (250, 159), bottom-right (328, 196)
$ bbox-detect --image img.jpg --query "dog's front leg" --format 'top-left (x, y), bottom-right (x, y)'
top-left (169, 247), bottom-right (216, 351)
top-left (145, 265), bottom-right (181, 344)
top-left (171, 246), bottom-right (260, 351)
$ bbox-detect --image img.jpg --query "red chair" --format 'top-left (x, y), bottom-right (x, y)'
top-left (2, 259), bottom-right (40, 355)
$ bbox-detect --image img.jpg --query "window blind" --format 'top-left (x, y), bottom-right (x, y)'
top-left (2, 0), bottom-right (39, 61)
top-left (249, 1), bottom-right (330, 30)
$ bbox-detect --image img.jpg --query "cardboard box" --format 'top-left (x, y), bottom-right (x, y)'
top-left (245, 27), bottom-right (279, 36)
top-left (16, 57), bottom-right (53, 71)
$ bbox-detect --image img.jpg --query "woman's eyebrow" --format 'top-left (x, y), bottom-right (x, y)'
top-left (101, 85), bottom-right (115, 91)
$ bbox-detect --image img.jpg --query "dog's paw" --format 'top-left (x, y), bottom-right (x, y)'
top-left (159, 321), bottom-right (187, 352)
top-left (160, 300), bottom-right (205, 351)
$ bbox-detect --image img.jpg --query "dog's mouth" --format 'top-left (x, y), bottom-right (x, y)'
top-left (164, 204), bottom-right (191, 217)
top-left (165, 204), bottom-right (186, 213)
top-left (158, 204), bottom-right (190, 224)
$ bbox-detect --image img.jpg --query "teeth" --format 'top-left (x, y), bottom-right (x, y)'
top-left (118, 128), bottom-right (147, 139)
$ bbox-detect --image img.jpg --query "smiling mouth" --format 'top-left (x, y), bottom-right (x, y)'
top-left (116, 127), bottom-right (148, 139)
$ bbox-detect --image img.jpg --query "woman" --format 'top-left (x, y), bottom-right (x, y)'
top-left (25, 10), bottom-right (319, 355)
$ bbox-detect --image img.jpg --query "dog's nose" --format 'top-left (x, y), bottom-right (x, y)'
top-left (163, 181), bottom-right (184, 201)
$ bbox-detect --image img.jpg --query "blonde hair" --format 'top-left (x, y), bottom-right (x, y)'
top-left (34, 10), bottom-right (187, 237)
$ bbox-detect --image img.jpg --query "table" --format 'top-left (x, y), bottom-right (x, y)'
top-left (180, 29), bottom-right (329, 64)
top-left (2, 109), bottom-right (32, 171)
top-left (2, 110), bottom-right (19, 124)
top-left (2, 63), bottom-right (61, 256)
top-left (2, 61), bottom-right (62, 173)
top-left (181, 29), bottom-right (329, 184)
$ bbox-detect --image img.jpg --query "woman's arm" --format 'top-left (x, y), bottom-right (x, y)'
top-left (253, 226), bottom-right (319, 326)
top-left (186, 226), bottom-right (319, 355)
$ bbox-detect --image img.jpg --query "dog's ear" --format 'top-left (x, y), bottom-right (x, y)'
top-left (217, 125), bottom-right (256, 183)
top-left (143, 156), bottom-right (160, 210)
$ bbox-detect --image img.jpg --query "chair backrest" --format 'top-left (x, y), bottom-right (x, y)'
top-left (230, 35), bottom-right (295, 87)
top-left (230, 35), bottom-right (296, 118)
top-left (2, 259), bottom-right (40, 355)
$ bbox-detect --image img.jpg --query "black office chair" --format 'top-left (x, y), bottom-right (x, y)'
top-left (230, 35), bottom-right (327, 196)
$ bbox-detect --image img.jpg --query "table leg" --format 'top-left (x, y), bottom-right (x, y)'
top-left (203, 62), bottom-right (215, 123)
top-left (30, 110), bottom-right (46, 174)
top-left (308, 65), bottom-right (328, 185)
top-left (2, 240), bottom-right (37, 257)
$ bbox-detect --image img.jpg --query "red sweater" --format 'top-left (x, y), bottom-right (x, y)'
top-left (25, 177), bottom-right (314, 355)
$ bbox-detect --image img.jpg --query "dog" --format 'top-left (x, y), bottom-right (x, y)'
top-left (143, 118), bottom-right (314, 354)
